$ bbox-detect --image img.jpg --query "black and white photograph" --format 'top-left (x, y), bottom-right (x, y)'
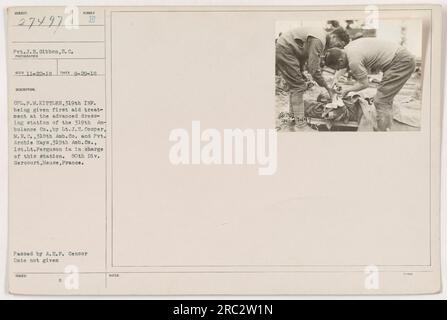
top-left (1, 2), bottom-right (444, 301)
top-left (275, 18), bottom-right (423, 132)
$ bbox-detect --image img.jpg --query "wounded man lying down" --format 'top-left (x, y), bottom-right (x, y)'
top-left (324, 38), bottom-right (416, 131)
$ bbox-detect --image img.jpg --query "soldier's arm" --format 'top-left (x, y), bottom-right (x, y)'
top-left (341, 76), bottom-right (369, 96)
top-left (307, 37), bottom-right (332, 96)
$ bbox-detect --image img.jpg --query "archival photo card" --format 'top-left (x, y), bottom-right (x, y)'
top-left (6, 5), bottom-right (443, 295)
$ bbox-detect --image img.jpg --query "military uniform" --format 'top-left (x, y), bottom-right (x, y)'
top-left (276, 27), bottom-right (328, 93)
top-left (344, 38), bottom-right (416, 131)
top-left (276, 28), bottom-right (328, 127)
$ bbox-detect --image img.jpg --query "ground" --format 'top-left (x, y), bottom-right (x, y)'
top-left (275, 71), bottom-right (423, 132)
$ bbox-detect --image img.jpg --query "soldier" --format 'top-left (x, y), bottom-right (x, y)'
top-left (324, 38), bottom-right (416, 131)
top-left (276, 27), bottom-right (350, 131)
